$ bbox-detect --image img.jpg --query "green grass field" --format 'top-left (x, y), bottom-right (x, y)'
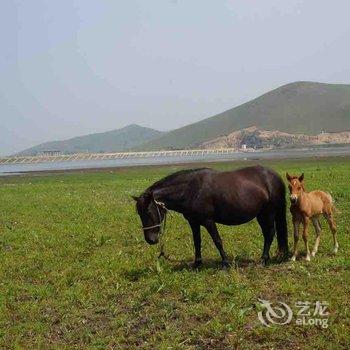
top-left (0, 158), bottom-right (349, 349)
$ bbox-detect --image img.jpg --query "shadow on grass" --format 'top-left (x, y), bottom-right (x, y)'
top-left (169, 255), bottom-right (288, 271)
top-left (169, 254), bottom-right (288, 272)
top-left (121, 255), bottom-right (290, 279)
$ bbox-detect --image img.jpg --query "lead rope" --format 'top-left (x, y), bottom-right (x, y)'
top-left (154, 201), bottom-right (178, 262)
top-left (154, 200), bottom-right (169, 259)
top-left (158, 210), bottom-right (167, 258)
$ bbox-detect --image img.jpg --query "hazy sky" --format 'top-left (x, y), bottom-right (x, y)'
top-left (1, 0), bottom-right (350, 155)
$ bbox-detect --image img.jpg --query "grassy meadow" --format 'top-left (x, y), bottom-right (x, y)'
top-left (0, 157), bottom-right (349, 349)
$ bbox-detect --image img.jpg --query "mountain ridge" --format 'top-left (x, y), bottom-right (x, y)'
top-left (17, 124), bottom-right (166, 156)
top-left (16, 81), bottom-right (350, 155)
top-left (138, 81), bottom-right (350, 150)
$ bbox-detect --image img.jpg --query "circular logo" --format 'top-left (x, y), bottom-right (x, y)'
top-left (258, 298), bottom-right (293, 327)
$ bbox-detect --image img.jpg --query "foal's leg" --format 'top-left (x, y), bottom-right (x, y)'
top-left (257, 212), bottom-right (275, 265)
top-left (311, 216), bottom-right (322, 257)
top-left (187, 219), bottom-right (202, 267)
top-left (324, 212), bottom-right (338, 254)
top-left (302, 217), bottom-right (311, 261)
top-left (291, 219), bottom-right (301, 261)
top-left (203, 220), bottom-right (229, 268)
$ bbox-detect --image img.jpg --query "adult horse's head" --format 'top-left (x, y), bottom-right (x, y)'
top-left (132, 191), bottom-right (166, 245)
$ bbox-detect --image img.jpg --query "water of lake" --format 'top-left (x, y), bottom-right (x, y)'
top-left (1, 146), bottom-right (349, 176)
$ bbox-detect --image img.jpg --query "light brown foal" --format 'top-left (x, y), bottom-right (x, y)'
top-left (286, 173), bottom-right (338, 261)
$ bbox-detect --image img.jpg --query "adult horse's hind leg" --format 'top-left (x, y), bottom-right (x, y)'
top-left (203, 220), bottom-right (229, 268)
top-left (311, 216), bottom-right (322, 257)
top-left (274, 200), bottom-right (289, 259)
top-left (324, 212), bottom-right (338, 254)
top-left (257, 211), bottom-right (275, 265)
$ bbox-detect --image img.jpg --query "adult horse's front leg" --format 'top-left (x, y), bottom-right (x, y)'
top-left (203, 220), bottom-right (229, 268)
top-left (187, 219), bottom-right (202, 268)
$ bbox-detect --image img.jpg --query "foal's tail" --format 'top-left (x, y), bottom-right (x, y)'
top-left (275, 187), bottom-right (289, 259)
top-left (326, 192), bottom-right (341, 214)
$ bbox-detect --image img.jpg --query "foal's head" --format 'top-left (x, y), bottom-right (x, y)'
top-left (132, 191), bottom-right (166, 245)
top-left (286, 173), bottom-right (305, 204)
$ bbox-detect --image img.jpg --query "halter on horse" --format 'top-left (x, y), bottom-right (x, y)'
top-left (141, 199), bottom-right (169, 258)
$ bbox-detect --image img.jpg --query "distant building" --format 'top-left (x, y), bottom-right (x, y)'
top-left (39, 150), bottom-right (62, 156)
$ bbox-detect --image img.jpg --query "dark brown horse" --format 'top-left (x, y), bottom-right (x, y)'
top-left (133, 165), bottom-right (288, 267)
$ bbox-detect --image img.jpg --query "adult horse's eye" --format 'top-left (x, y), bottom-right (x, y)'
top-left (298, 186), bottom-right (301, 190)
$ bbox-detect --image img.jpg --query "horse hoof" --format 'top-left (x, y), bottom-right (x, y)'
top-left (192, 261), bottom-right (202, 269)
top-left (260, 257), bottom-right (269, 266)
top-left (221, 261), bottom-right (230, 270)
top-left (305, 256), bottom-right (311, 262)
top-left (290, 256), bottom-right (296, 262)
top-left (333, 248), bottom-right (338, 254)
top-left (276, 250), bottom-right (289, 261)
top-left (311, 251), bottom-right (316, 257)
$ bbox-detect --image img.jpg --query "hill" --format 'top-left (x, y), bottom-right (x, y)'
top-left (18, 124), bottom-right (166, 156)
top-left (139, 81), bottom-right (350, 150)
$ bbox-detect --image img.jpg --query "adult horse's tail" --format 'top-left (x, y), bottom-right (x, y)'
top-left (275, 185), bottom-right (289, 259)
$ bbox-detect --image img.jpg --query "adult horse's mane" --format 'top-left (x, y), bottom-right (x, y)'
top-left (136, 168), bottom-right (210, 214)
top-left (147, 168), bottom-right (211, 192)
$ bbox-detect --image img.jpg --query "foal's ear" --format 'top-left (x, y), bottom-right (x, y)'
top-left (298, 173), bottom-right (304, 182)
top-left (286, 172), bottom-right (292, 182)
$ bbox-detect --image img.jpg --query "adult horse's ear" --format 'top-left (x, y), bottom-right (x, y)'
top-left (299, 173), bottom-right (304, 182)
top-left (131, 195), bottom-right (139, 201)
top-left (145, 190), bottom-right (154, 200)
top-left (286, 172), bottom-right (292, 182)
